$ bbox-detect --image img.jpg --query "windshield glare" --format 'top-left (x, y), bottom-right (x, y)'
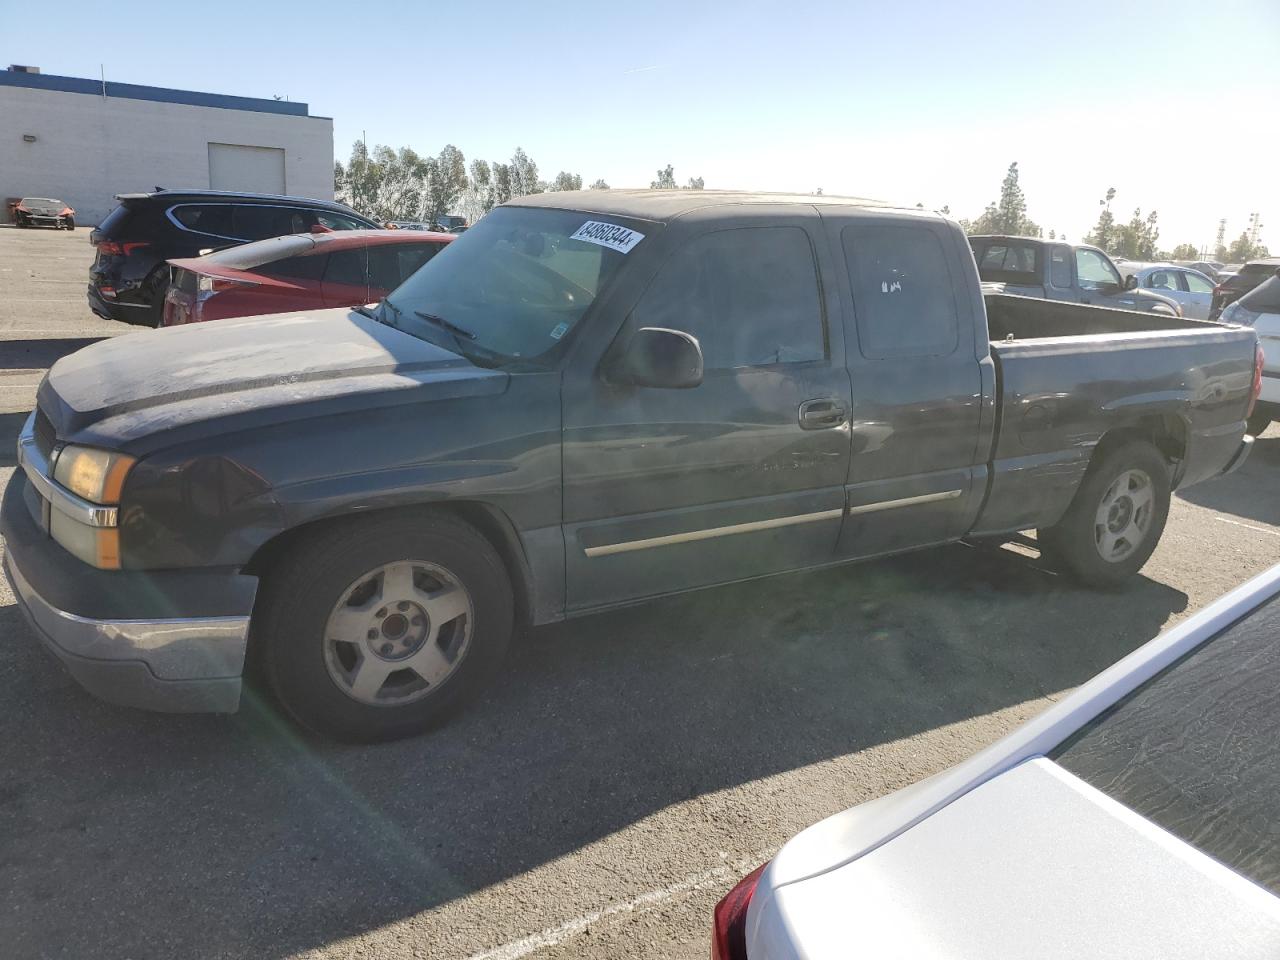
top-left (384, 206), bottom-right (644, 365)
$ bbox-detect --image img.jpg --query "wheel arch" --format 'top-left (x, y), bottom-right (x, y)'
top-left (242, 500), bottom-right (536, 629)
top-left (1090, 414), bottom-right (1188, 481)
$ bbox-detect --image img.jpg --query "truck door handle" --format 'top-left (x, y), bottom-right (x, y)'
top-left (798, 398), bottom-right (848, 429)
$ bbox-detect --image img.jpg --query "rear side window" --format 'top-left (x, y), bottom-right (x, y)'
top-left (844, 225), bottom-right (959, 359)
top-left (1146, 269), bottom-right (1179, 291)
top-left (630, 226), bottom-right (826, 369)
top-left (397, 242), bottom-right (443, 281)
top-left (170, 204), bottom-right (233, 237)
top-left (317, 210), bottom-right (370, 230)
top-left (367, 243), bottom-right (442, 290)
top-left (318, 211), bottom-right (373, 230)
top-left (257, 253), bottom-right (326, 282)
top-left (1049, 245), bottom-right (1072, 288)
top-left (324, 248), bottom-right (366, 287)
top-left (97, 204), bottom-right (133, 237)
top-left (1054, 598), bottom-right (1280, 896)
top-left (233, 205), bottom-right (314, 241)
top-left (1184, 272), bottom-right (1214, 295)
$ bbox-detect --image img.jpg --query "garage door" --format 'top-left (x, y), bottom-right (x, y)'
top-left (208, 143), bottom-right (286, 194)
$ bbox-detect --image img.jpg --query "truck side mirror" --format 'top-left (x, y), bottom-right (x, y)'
top-left (607, 327), bottom-right (704, 389)
top-left (1124, 274), bottom-right (1139, 290)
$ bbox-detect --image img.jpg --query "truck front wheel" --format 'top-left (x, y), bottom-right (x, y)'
top-left (256, 513), bottom-right (513, 742)
top-left (1037, 441), bottom-right (1171, 588)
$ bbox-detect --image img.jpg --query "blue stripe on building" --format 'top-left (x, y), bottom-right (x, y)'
top-left (0, 70), bottom-right (309, 117)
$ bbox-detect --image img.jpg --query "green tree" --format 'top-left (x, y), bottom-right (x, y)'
top-left (1112, 208), bottom-right (1160, 260)
top-left (966, 162), bottom-right (1040, 236)
top-left (550, 172), bottom-right (583, 192)
top-left (415, 144), bottom-right (467, 226)
top-left (685, 176), bottom-right (705, 190)
top-left (651, 164), bottom-right (677, 189)
top-left (508, 148), bottom-right (541, 198)
top-left (1227, 230), bottom-right (1270, 262)
top-left (491, 163), bottom-right (513, 206)
top-left (1083, 187), bottom-right (1117, 251)
top-left (1170, 243), bottom-right (1199, 260)
top-left (336, 140), bottom-right (383, 217)
top-left (589, 178), bottom-right (610, 190)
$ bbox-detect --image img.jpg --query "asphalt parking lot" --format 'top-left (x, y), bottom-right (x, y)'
top-left (2, 224), bottom-right (1278, 960)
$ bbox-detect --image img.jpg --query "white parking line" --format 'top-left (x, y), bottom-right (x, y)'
top-left (1215, 517), bottom-right (1280, 538)
top-left (464, 852), bottom-right (772, 960)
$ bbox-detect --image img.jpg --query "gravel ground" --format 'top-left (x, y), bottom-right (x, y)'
top-left (1, 225), bottom-right (1277, 959)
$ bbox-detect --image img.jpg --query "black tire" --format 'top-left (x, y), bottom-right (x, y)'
top-left (255, 512), bottom-right (513, 742)
top-left (1247, 410), bottom-right (1272, 437)
top-left (1037, 440), bottom-right (1171, 588)
top-left (129, 269), bottom-right (168, 328)
top-left (64, 217), bottom-right (75, 231)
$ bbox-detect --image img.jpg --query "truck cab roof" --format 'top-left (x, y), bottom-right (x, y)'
top-left (508, 188), bottom-right (902, 222)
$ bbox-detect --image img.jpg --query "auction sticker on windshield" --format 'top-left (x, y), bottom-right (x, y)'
top-left (570, 221), bottom-right (645, 254)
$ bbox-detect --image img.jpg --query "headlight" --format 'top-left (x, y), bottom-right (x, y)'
top-left (53, 445), bottom-right (136, 504)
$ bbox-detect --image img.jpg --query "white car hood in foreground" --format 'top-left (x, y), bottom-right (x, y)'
top-left (749, 758), bottom-right (1280, 959)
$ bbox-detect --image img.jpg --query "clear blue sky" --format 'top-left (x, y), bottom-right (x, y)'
top-left (4, 0), bottom-right (1278, 249)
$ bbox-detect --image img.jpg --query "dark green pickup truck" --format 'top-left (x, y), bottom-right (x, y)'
top-left (2, 191), bottom-right (1260, 740)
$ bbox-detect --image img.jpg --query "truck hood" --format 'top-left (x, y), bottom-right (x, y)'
top-left (39, 308), bottom-right (507, 451)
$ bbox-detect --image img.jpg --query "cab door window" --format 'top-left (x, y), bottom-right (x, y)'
top-left (843, 225), bottom-right (960, 359)
top-left (630, 226), bottom-right (826, 369)
top-left (1076, 249), bottom-right (1122, 290)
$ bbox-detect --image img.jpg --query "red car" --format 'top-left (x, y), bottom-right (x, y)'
top-left (162, 229), bottom-right (453, 326)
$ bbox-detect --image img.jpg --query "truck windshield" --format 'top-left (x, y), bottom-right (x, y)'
top-left (381, 206), bottom-right (647, 367)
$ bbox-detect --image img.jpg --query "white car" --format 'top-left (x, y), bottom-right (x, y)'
top-left (1121, 263), bottom-right (1217, 320)
top-left (713, 564), bottom-right (1280, 960)
top-left (1222, 275), bottom-right (1280, 435)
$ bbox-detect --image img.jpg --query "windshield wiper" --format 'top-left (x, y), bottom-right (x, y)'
top-left (414, 310), bottom-right (478, 341)
top-left (352, 304), bottom-right (379, 319)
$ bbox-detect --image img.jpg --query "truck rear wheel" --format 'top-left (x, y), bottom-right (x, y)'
top-left (1037, 441), bottom-right (1170, 588)
top-left (256, 513), bottom-right (513, 742)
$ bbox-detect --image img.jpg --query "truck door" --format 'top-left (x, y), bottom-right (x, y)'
top-left (560, 211), bottom-right (852, 611)
top-left (826, 215), bottom-right (988, 557)
top-left (1075, 247), bottom-right (1135, 309)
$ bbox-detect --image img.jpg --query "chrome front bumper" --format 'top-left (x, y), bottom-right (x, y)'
top-left (4, 412), bottom-right (252, 713)
top-left (4, 550), bottom-right (248, 713)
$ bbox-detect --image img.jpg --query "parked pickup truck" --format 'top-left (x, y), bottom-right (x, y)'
top-left (970, 235), bottom-right (1183, 316)
top-left (2, 192), bottom-right (1260, 741)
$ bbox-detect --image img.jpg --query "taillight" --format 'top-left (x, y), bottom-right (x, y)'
top-left (96, 240), bottom-right (150, 256)
top-left (196, 274), bottom-right (259, 300)
top-left (1248, 343), bottom-right (1265, 419)
top-left (712, 863), bottom-right (768, 960)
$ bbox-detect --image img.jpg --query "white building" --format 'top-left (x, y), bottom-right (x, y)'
top-left (1, 66), bottom-right (334, 225)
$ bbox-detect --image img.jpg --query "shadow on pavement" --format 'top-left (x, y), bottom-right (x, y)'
top-left (0, 337), bottom-right (104, 371)
top-left (1177, 432), bottom-right (1280, 526)
top-left (0, 541), bottom-right (1187, 958)
top-left (0, 412), bottom-right (30, 467)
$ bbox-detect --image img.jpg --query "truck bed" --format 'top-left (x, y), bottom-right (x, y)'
top-left (985, 292), bottom-right (1208, 341)
top-left (971, 293), bottom-right (1257, 537)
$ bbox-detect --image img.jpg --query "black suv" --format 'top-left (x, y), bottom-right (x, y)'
top-left (87, 190), bottom-right (379, 326)
top-left (1210, 258), bottom-right (1280, 320)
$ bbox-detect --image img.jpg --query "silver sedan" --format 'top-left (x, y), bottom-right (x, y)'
top-left (1123, 263), bottom-right (1217, 319)
top-left (715, 565), bottom-right (1280, 959)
